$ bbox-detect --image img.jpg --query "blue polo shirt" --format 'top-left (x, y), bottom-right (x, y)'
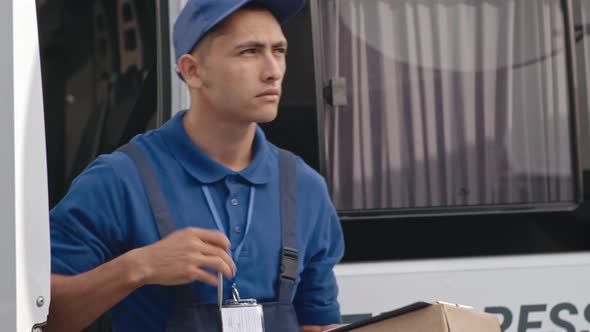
top-left (50, 110), bottom-right (345, 331)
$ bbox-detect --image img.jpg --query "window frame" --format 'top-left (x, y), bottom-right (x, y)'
top-left (156, 0), bottom-right (172, 124)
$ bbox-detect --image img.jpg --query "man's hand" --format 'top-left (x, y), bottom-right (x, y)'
top-left (301, 324), bottom-right (346, 332)
top-left (128, 227), bottom-right (237, 286)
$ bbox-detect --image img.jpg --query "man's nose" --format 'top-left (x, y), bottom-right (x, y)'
top-left (262, 53), bottom-right (284, 82)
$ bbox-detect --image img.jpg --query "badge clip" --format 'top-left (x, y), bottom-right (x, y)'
top-left (225, 283), bottom-right (258, 306)
top-left (218, 273), bottom-right (258, 307)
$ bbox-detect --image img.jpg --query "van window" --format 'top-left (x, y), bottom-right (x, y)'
top-left (38, 0), bottom-right (167, 208)
top-left (313, 0), bottom-right (578, 213)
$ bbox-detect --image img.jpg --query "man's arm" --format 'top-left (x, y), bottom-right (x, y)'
top-left (293, 173), bottom-right (346, 328)
top-left (47, 254), bottom-right (140, 332)
top-left (47, 228), bottom-right (236, 332)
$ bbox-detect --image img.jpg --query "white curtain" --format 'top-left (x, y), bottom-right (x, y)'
top-left (319, 0), bottom-right (574, 210)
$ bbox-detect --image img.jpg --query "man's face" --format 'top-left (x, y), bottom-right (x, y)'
top-left (193, 8), bottom-right (287, 124)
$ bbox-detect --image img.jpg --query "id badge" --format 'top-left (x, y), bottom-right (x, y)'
top-left (218, 273), bottom-right (265, 332)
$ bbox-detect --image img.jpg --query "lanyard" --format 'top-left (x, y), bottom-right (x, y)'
top-left (201, 185), bottom-right (255, 264)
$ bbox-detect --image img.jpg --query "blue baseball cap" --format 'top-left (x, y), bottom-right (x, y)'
top-left (173, 0), bottom-right (306, 64)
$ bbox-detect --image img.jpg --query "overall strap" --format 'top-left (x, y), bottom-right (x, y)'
top-left (118, 143), bottom-right (195, 308)
top-left (277, 148), bottom-right (299, 304)
top-left (118, 143), bottom-right (176, 238)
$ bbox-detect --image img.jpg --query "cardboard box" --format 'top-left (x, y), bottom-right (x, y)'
top-left (331, 302), bottom-right (502, 332)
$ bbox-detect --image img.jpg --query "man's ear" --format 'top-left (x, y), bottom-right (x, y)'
top-left (177, 53), bottom-right (203, 88)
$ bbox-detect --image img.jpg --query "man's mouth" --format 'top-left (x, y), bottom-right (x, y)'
top-left (256, 89), bottom-right (280, 102)
top-left (256, 88), bottom-right (280, 97)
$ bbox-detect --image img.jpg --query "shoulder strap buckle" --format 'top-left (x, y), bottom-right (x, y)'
top-left (280, 246), bottom-right (299, 281)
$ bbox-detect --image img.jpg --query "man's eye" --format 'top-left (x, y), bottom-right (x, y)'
top-left (274, 48), bottom-right (287, 55)
top-left (240, 49), bottom-right (256, 55)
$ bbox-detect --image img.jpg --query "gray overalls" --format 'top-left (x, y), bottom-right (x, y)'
top-left (120, 143), bottom-right (300, 331)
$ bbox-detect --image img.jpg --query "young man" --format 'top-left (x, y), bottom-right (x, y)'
top-left (47, 0), bottom-right (345, 331)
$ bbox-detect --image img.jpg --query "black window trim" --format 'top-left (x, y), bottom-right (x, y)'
top-left (156, 0), bottom-right (172, 126)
